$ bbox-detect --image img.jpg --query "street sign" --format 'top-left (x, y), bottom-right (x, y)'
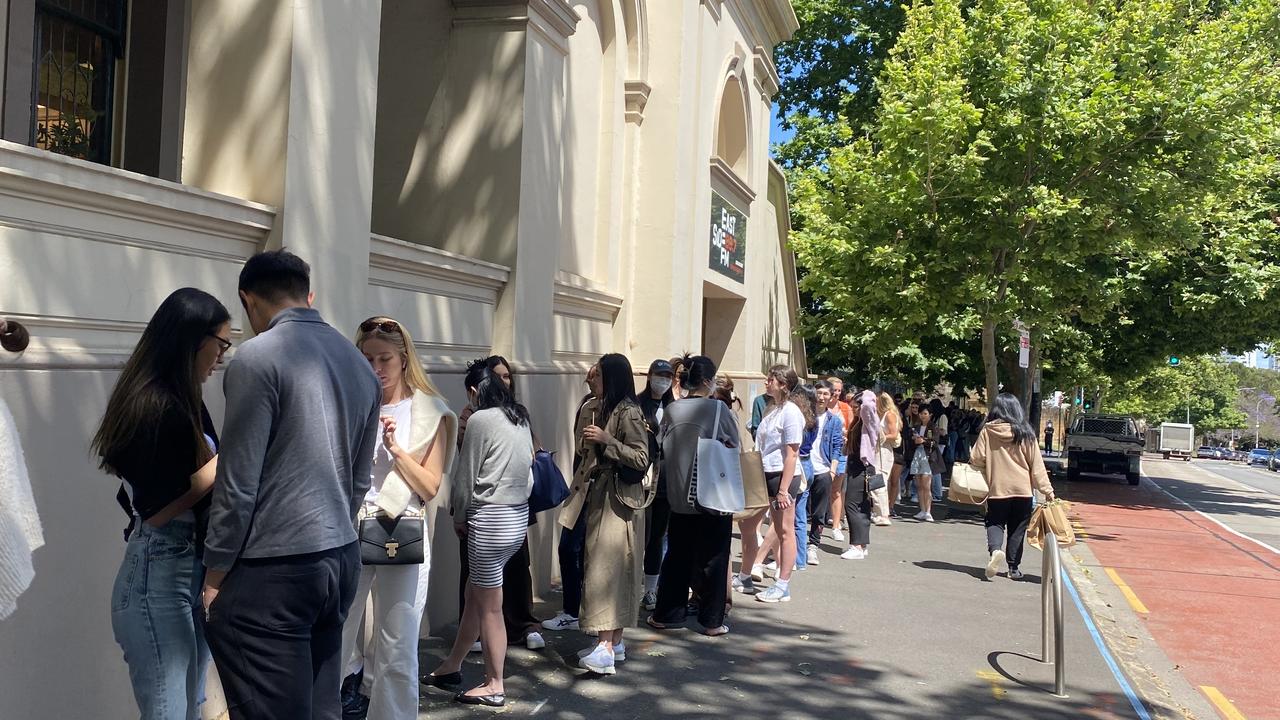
top-left (1018, 331), bottom-right (1030, 368)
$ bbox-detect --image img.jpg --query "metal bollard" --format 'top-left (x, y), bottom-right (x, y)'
top-left (1040, 529), bottom-right (1067, 697)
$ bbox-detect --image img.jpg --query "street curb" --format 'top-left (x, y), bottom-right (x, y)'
top-left (1060, 479), bottom-right (1221, 720)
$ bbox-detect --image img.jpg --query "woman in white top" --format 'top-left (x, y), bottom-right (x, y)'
top-left (735, 365), bottom-right (804, 604)
top-left (339, 317), bottom-right (457, 720)
top-left (873, 393), bottom-right (901, 525)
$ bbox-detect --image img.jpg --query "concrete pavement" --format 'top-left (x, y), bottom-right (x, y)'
top-left (412, 498), bottom-right (1156, 718)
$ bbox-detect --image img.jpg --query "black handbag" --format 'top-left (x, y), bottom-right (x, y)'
top-left (358, 508), bottom-right (425, 565)
top-left (864, 467), bottom-right (886, 492)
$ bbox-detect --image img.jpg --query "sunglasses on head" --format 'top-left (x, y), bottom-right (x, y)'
top-left (360, 319), bottom-right (401, 335)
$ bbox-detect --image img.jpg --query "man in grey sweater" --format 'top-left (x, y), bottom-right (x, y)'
top-left (202, 250), bottom-right (381, 720)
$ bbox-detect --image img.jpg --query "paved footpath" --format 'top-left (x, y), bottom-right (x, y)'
top-left (1061, 458), bottom-right (1280, 720)
top-left (413, 499), bottom-right (1154, 719)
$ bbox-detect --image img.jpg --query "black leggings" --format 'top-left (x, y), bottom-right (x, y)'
top-left (653, 513), bottom-right (733, 629)
top-left (844, 476), bottom-right (872, 546)
top-left (644, 495), bottom-right (672, 576)
top-left (807, 472), bottom-right (833, 546)
top-left (985, 497), bottom-right (1034, 569)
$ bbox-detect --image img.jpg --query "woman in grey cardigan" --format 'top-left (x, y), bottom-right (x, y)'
top-left (646, 355), bottom-right (740, 636)
top-left (426, 365), bottom-right (533, 708)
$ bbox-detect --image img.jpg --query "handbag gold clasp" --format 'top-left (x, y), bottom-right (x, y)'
top-left (385, 541), bottom-right (400, 558)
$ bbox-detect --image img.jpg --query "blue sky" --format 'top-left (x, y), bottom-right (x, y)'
top-left (769, 107), bottom-right (795, 153)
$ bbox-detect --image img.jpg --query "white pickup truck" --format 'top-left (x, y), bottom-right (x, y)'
top-left (1066, 414), bottom-right (1145, 485)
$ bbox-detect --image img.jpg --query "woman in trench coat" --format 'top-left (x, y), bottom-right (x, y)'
top-left (558, 352), bottom-right (650, 676)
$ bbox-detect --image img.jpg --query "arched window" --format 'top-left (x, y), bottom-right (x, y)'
top-left (714, 75), bottom-right (750, 180)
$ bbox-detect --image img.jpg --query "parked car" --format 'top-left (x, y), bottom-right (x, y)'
top-left (1196, 446), bottom-right (1218, 459)
top-left (1250, 449), bottom-right (1272, 466)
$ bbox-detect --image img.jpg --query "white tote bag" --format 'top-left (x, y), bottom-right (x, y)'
top-left (947, 462), bottom-right (989, 505)
top-left (695, 400), bottom-right (746, 514)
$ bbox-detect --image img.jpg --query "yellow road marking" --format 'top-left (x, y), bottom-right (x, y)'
top-left (976, 670), bottom-right (1007, 700)
top-left (1104, 567), bottom-right (1150, 615)
top-left (1200, 686), bottom-right (1247, 720)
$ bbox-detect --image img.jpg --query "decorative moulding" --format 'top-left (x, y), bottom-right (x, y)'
top-left (553, 271), bottom-right (624, 322)
top-left (753, 46), bottom-right (780, 99)
top-left (701, 0), bottom-right (723, 21)
top-left (710, 156), bottom-right (757, 207)
top-left (625, 81), bottom-right (652, 125)
top-left (368, 234), bottom-right (510, 304)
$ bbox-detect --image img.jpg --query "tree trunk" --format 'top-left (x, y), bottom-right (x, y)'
top-left (982, 316), bottom-right (999, 403)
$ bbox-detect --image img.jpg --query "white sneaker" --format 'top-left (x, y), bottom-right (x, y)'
top-left (526, 632), bottom-right (546, 650)
top-left (755, 584), bottom-right (791, 603)
top-left (832, 528), bottom-right (846, 542)
top-left (750, 564), bottom-right (765, 582)
top-left (986, 549), bottom-right (1006, 579)
top-left (468, 641), bottom-right (482, 653)
top-left (577, 642), bottom-right (625, 662)
top-left (578, 644), bottom-right (617, 675)
top-left (807, 545), bottom-right (820, 565)
top-left (873, 517), bottom-right (892, 526)
top-left (923, 513), bottom-right (934, 522)
top-left (763, 560), bottom-right (778, 574)
top-left (841, 546), bottom-right (868, 560)
top-left (912, 511), bottom-right (928, 521)
top-left (541, 612), bottom-right (579, 631)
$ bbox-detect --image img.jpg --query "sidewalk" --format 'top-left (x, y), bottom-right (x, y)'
top-left (414, 500), bottom-right (1156, 718)
top-left (1062, 460), bottom-right (1280, 720)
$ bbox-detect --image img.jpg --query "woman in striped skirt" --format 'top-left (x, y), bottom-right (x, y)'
top-left (426, 364), bottom-right (534, 708)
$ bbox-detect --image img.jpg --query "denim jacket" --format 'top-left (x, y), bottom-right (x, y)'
top-left (816, 410), bottom-right (845, 468)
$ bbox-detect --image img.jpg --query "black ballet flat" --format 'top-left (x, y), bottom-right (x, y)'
top-left (426, 671), bottom-right (462, 690)
top-left (454, 689), bottom-right (506, 707)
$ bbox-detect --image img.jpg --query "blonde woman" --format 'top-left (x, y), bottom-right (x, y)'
top-left (873, 393), bottom-right (901, 525)
top-left (340, 316), bottom-right (458, 719)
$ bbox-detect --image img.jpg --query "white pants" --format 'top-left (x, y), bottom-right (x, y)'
top-left (339, 555), bottom-right (431, 720)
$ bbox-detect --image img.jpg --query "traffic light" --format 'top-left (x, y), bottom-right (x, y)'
top-left (1169, 356), bottom-right (1181, 366)
top-left (1083, 398), bottom-right (1094, 411)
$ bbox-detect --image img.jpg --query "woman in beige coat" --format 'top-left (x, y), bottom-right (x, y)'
top-left (558, 353), bottom-right (650, 676)
top-left (969, 393), bottom-right (1056, 581)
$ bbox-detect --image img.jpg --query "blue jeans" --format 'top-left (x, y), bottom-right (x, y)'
top-left (795, 458), bottom-right (815, 569)
top-left (111, 520), bottom-right (210, 720)
top-left (932, 473), bottom-right (944, 501)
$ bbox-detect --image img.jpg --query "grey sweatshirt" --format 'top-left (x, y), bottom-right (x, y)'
top-left (204, 308), bottom-right (381, 572)
top-left (658, 397), bottom-right (742, 515)
top-left (450, 407), bottom-right (534, 517)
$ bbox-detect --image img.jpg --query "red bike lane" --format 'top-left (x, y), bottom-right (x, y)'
top-left (1065, 472), bottom-right (1280, 719)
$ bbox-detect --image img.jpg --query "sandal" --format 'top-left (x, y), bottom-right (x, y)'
top-left (645, 616), bottom-right (676, 630)
top-left (698, 624), bottom-right (730, 637)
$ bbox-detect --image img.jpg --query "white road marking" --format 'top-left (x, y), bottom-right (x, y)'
top-left (1142, 472), bottom-right (1280, 557)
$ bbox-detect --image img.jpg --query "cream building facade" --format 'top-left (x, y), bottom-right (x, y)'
top-left (0, 1), bottom-right (803, 716)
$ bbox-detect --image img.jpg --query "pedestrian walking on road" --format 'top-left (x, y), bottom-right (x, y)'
top-left (203, 251), bottom-right (383, 720)
top-left (338, 316), bottom-right (457, 720)
top-left (640, 359), bottom-right (677, 611)
top-left (561, 353), bottom-right (651, 676)
top-left (909, 406), bottom-right (945, 522)
top-left (969, 393), bottom-right (1057, 580)
top-left (647, 355), bottom-right (740, 636)
top-left (1044, 421), bottom-right (1055, 454)
top-left (427, 364), bottom-right (534, 707)
top-left (93, 288), bottom-right (230, 720)
top-left (738, 365), bottom-right (804, 604)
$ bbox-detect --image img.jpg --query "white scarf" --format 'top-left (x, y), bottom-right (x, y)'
top-left (373, 391), bottom-right (458, 537)
top-left (0, 397), bottom-right (42, 620)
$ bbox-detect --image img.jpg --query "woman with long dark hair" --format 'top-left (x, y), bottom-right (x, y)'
top-left (646, 355), bottom-right (740, 636)
top-left (969, 393), bottom-right (1056, 580)
top-left (428, 365), bottom-right (534, 707)
top-left (640, 359), bottom-right (676, 611)
top-left (92, 288), bottom-right (231, 720)
top-left (558, 353), bottom-right (649, 675)
top-left (908, 405), bottom-right (945, 522)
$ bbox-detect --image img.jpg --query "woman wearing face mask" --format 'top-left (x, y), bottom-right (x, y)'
top-left (92, 288), bottom-right (231, 720)
top-left (338, 317), bottom-right (457, 719)
top-left (640, 359), bottom-right (676, 611)
top-left (646, 355), bottom-right (740, 636)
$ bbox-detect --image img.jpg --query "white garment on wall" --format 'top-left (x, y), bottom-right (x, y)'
top-left (0, 398), bottom-right (43, 620)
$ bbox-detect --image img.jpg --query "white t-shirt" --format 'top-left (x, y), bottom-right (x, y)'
top-left (365, 397), bottom-right (413, 506)
top-left (757, 401), bottom-right (805, 476)
top-left (811, 412), bottom-right (832, 475)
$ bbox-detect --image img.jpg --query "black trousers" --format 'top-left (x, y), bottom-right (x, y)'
top-left (643, 495), bottom-right (672, 576)
top-left (844, 477), bottom-right (872, 546)
top-left (556, 512), bottom-right (587, 617)
top-left (459, 533), bottom-right (540, 642)
top-left (807, 472), bottom-right (833, 546)
top-left (986, 497), bottom-right (1034, 568)
top-left (653, 513), bottom-right (733, 629)
top-left (206, 542), bottom-right (359, 720)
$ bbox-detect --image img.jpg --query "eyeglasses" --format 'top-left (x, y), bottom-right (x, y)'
top-left (207, 334), bottom-right (232, 357)
top-left (360, 319), bottom-right (401, 335)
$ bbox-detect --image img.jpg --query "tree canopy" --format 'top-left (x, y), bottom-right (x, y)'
top-left (780, 0), bottom-right (1280, 401)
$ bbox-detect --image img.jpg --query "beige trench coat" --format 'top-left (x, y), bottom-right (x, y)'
top-left (559, 399), bottom-right (649, 632)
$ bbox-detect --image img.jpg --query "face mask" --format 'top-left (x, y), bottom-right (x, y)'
top-left (651, 377), bottom-right (673, 395)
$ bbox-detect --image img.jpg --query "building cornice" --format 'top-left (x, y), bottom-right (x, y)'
top-left (753, 46), bottom-right (780, 99)
top-left (710, 157), bottom-right (757, 208)
top-left (700, 0), bottom-right (723, 22)
top-left (451, 0), bottom-right (578, 53)
top-left (624, 81), bottom-right (651, 125)
top-left (758, 0), bottom-right (800, 44)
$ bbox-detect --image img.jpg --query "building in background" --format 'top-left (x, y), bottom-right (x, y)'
top-left (0, 1), bottom-right (802, 717)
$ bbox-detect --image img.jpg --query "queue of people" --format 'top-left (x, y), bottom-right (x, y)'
top-left (5, 248), bottom-right (1053, 720)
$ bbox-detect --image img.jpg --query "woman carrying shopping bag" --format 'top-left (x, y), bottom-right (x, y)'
top-left (969, 393), bottom-right (1057, 581)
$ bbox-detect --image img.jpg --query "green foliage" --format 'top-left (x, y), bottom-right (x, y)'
top-left (1107, 356), bottom-right (1248, 433)
top-left (783, 0), bottom-right (1280, 396)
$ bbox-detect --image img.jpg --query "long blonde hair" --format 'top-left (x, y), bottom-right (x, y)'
top-left (355, 316), bottom-right (442, 398)
top-left (878, 391), bottom-right (901, 436)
